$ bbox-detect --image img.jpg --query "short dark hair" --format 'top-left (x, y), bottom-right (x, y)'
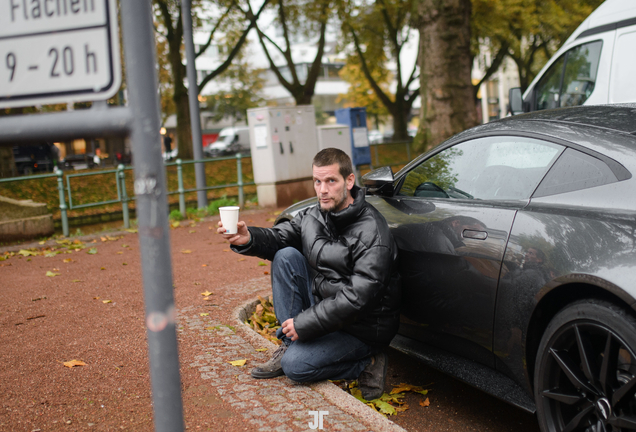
top-left (313, 148), bottom-right (353, 179)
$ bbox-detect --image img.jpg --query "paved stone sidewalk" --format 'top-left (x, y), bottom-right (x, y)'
top-left (177, 278), bottom-right (405, 432)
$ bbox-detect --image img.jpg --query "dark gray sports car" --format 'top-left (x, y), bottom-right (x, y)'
top-left (276, 104), bottom-right (636, 432)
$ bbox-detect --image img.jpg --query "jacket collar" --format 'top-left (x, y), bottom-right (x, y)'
top-left (323, 185), bottom-right (366, 230)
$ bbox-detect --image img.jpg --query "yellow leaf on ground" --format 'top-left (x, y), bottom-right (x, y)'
top-left (71, 279), bottom-right (83, 283)
top-left (117, 251), bottom-right (124, 254)
top-left (189, 230), bottom-right (196, 233)
top-left (171, 221), bottom-right (180, 228)
top-left (227, 359), bottom-right (247, 367)
top-left (181, 250), bottom-right (192, 254)
top-left (222, 249), bottom-right (230, 252)
top-left (201, 264), bottom-right (208, 267)
top-left (194, 282), bottom-right (201, 286)
top-left (201, 291), bottom-right (213, 296)
top-left (238, 258), bottom-right (246, 262)
top-left (255, 348), bottom-right (267, 352)
top-left (102, 300), bottom-right (112, 304)
top-left (46, 271), bottom-right (60, 277)
top-left (199, 313), bottom-right (209, 317)
top-left (63, 258), bottom-right (73, 263)
top-left (391, 383), bottom-right (426, 394)
top-left (100, 267), bottom-right (106, 270)
top-left (203, 296), bottom-right (211, 300)
top-left (420, 397), bottom-right (430, 407)
top-left (18, 249), bottom-right (37, 256)
top-left (266, 218), bottom-right (276, 222)
top-left (64, 360), bottom-right (86, 368)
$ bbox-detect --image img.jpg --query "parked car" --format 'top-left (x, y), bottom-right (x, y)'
top-left (61, 153), bottom-right (97, 170)
top-left (276, 104), bottom-right (636, 432)
top-left (367, 130), bottom-right (383, 145)
top-left (204, 126), bottom-right (250, 157)
top-left (510, 0), bottom-right (636, 114)
top-left (12, 144), bottom-right (57, 175)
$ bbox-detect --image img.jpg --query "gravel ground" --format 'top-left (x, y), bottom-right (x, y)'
top-left (0, 208), bottom-right (540, 431)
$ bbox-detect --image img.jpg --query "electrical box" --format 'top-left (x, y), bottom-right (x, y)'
top-left (247, 105), bottom-right (318, 208)
top-left (316, 124), bottom-right (352, 159)
top-left (335, 107), bottom-right (371, 166)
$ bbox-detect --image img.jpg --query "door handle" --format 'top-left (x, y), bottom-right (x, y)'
top-left (463, 229), bottom-right (488, 240)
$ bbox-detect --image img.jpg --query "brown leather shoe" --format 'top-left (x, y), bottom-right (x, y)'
top-left (250, 344), bottom-right (288, 379)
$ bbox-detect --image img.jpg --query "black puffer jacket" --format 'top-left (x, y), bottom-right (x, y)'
top-left (234, 186), bottom-right (400, 347)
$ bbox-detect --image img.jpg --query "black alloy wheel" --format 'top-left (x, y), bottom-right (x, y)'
top-left (535, 300), bottom-right (636, 432)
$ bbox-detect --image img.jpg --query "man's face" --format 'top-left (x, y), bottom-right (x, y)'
top-left (313, 163), bottom-right (354, 212)
top-left (525, 248), bottom-right (543, 264)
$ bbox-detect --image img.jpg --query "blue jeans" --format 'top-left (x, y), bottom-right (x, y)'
top-left (271, 247), bottom-right (373, 382)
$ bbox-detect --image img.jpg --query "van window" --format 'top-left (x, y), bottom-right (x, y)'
top-left (535, 41), bottom-right (603, 110)
top-left (610, 31), bottom-right (636, 103)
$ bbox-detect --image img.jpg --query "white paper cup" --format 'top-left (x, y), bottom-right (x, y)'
top-left (219, 206), bottom-right (240, 234)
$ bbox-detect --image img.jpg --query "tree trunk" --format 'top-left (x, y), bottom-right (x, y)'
top-left (416, 0), bottom-right (478, 152)
top-left (391, 107), bottom-right (410, 141)
top-left (174, 86), bottom-right (193, 160)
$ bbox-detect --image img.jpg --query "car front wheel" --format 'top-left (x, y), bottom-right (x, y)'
top-left (535, 300), bottom-right (636, 432)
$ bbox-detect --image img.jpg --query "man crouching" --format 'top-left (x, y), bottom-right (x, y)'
top-left (217, 147), bottom-right (400, 400)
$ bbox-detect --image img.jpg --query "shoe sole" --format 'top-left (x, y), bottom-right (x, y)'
top-left (250, 368), bottom-right (285, 379)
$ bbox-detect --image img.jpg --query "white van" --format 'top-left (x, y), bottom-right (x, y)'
top-left (204, 126), bottom-right (250, 157)
top-left (510, 0), bottom-right (636, 114)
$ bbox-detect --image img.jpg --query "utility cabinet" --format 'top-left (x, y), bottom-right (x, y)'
top-left (335, 107), bottom-right (371, 166)
top-left (316, 124), bottom-right (352, 159)
top-left (247, 105), bottom-right (318, 208)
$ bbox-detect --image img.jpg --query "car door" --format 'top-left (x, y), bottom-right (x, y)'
top-left (377, 135), bottom-right (564, 367)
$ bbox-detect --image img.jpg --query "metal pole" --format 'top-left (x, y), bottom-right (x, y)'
top-left (176, 159), bottom-right (186, 216)
top-left (181, 0), bottom-right (208, 209)
top-left (120, 1), bottom-right (184, 431)
top-left (118, 165), bottom-right (130, 229)
top-left (236, 153), bottom-right (244, 208)
top-left (56, 169), bottom-right (69, 237)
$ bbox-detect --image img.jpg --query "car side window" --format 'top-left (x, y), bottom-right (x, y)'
top-left (535, 41), bottom-right (602, 110)
top-left (533, 148), bottom-right (618, 197)
top-left (398, 137), bottom-right (563, 201)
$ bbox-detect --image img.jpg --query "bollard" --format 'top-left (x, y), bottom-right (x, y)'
top-left (118, 164), bottom-right (130, 229)
top-left (56, 168), bottom-right (69, 237)
top-left (176, 159), bottom-right (186, 216)
top-left (236, 153), bottom-right (244, 208)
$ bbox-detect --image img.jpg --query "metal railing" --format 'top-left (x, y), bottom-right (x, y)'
top-left (0, 153), bottom-right (253, 237)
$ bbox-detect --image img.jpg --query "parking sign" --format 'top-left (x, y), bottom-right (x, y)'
top-left (0, 0), bottom-right (121, 108)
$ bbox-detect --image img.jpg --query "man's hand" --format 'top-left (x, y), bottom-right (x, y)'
top-left (217, 220), bottom-right (251, 246)
top-left (281, 318), bottom-right (298, 341)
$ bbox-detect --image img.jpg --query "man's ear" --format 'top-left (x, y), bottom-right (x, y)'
top-left (346, 173), bottom-right (355, 190)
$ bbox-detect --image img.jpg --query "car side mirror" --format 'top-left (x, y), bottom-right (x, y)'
top-left (509, 87), bottom-right (524, 115)
top-left (362, 166), bottom-right (394, 196)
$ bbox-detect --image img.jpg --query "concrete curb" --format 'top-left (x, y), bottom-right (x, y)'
top-left (233, 298), bottom-right (407, 432)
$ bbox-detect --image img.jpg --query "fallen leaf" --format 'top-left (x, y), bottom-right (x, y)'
top-left (87, 248), bottom-right (98, 254)
top-left (122, 244), bottom-right (129, 248)
top-left (193, 282), bottom-right (201, 286)
top-left (62, 258), bottom-right (73, 263)
top-left (199, 313), bottom-right (209, 317)
top-left (373, 400), bottom-right (397, 415)
top-left (26, 315), bottom-right (45, 320)
top-left (71, 279), bottom-right (83, 283)
top-left (125, 228), bottom-right (138, 233)
top-left (255, 348), bottom-right (267, 352)
top-left (189, 230), bottom-right (196, 233)
top-left (181, 250), bottom-right (192, 254)
top-left (264, 271), bottom-right (270, 275)
top-left (63, 360), bottom-right (86, 368)
top-left (222, 249), bottom-right (230, 252)
top-left (100, 237), bottom-right (107, 242)
top-left (238, 258), bottom-right (246, 262)
top-left (46, 271), bottom-right (60, 277)
top-left (102, 300), bottom-right (112, 304)
top-left (266, 218), bottom-right (276, 222)
top-left (122, 262), bottom-right (128, 265)
top-left (45, 251), bottom-right (59, 257)
top-left (201, 264), bottom-right (208, 267)
top-left (201, 290), bottom-right (213, 296)
top-left (391, 383), bottom-right (427, 395)
top-left (116, 251), bottom-right (124, 254)
top-left (420, 397), bottom-right (430, 407)
top-left (94, 297), bottom-right (100, 300)
top-left (203, 296), bottom-right (211, 300)
top-left (171, 221), bottom-right (180, 228)
top-left (258, 261), bottom-right (267, 266)
top-left (18, 249), bottom-right (37, 256)
top-left (227, 359), bottom-right (247, 367)
top-left (100, 267), bottom-right (106, 270)
top-left (39, 240), bottom-right (46, 245)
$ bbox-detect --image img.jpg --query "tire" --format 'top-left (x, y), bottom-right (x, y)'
top-left (535, 300), bottom-right (636, 432)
